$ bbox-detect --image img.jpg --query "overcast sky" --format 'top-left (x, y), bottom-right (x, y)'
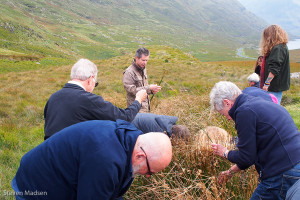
top-left (237, 0), bottom-right (300, 37)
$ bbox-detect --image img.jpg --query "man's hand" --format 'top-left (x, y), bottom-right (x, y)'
top-left (135, 90), bottom-right (147, 104)
top-left (150, 84), bottom-right (161, 94)
top-left (217, 170), bottom-right (233, 185)
top-left (262, 85), bottom-right (269, 91)
top-left (211, 143), bottom-right (227, 157)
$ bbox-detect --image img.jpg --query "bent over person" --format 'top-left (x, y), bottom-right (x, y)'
top-left (12, 120), bottom-right (172, 200)
top-left (44, 59), bottom-right (147, 140)
top-left (123, 47), bottom-right (161, 112)
top-left (210, 81), bottom-right (300, 200)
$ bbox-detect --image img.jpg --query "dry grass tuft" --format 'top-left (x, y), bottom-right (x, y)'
top-left (194, 126), bottom-right (233, 149)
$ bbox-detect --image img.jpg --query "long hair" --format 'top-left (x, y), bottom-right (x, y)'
top-left (254, 55), bottom-right (263, 71)
top-left (259, 25), bottom-right (288, 56)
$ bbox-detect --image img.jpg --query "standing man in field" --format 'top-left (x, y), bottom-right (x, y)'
top-left (123, 48), bottom-right (190, 140)
top-left (44, 58), bottom-right (147, 140)
top-left (123, 47), bottom-right (161, 113)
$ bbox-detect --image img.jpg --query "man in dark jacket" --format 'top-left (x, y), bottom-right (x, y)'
top-left (210, 81), bottom-right (300, 199)
top-left (131, 113), bottom-right (190, 141)
top-left (12, 120), bottom-right (172, 200)
top-left (44, 59), bottom-right (147, 140)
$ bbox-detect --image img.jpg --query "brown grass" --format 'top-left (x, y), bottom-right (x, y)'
top-left (0, 47), bottom-right (299, 199)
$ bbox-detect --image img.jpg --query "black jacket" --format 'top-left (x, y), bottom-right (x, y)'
top-left (44, 83), bottom-right (141, 139)
top-left (265, 44), bottom-right (290, 92)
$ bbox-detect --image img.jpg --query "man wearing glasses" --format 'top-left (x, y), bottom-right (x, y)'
top-left (12, 120), bottom-right (172, 200)
top-left (44, 59), bottom-right (147, 140)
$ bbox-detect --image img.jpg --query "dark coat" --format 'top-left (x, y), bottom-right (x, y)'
top-left (131, 113), bottom-right (178, 136)
top-left (15, 120), bottom-right (143, 200)
top-left (264, 44), bottom-right (290, 92)
top-left (227, 94), bottom-right (300, 180)
top-left (242, 87), bottom-right (273, 102)
top-left (44, 83), bottom-right (141, 139)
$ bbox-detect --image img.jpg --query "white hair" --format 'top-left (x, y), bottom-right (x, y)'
top-left (247, 73), bottom-right (260, 83)
top-left (70, 59), bottom-right (98, 81)
top-left (210, 81), bottom-right (242, 111)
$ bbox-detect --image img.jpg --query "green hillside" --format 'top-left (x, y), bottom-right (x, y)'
top-left (0, 0), bottom-right (267, 62)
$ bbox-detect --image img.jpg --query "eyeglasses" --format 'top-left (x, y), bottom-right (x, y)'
top-left (94, 81), bottom-right (98, 87)
top-left (140, 147), bottom-right (154, 176)
top-left (90, 76), bottom-right (98, 87)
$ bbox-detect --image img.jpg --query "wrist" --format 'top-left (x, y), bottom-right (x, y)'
top-left (264, 81), bottom-right (270, 87)
top-left (227, 168), bottom-right (234, 176)
top-left (223, 150), bottom-right (229, 158)
top-left (135, 98), bottom-right (142, 104)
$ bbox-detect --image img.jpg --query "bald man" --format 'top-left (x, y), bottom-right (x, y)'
top-left (12, 120), bottom-right (172, 200)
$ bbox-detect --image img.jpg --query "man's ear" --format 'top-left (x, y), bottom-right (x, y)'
top-left (87, 77), bottom-right (92, 86)
top-left (134, 152), bottom-right (146, 161)
top-left (223, 99), bottom-right (230, 106)
top-left (132, 151), bottom-right (146, 165)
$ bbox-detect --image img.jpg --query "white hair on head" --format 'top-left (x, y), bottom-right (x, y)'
top-left (247, 73), bottom-right (260, 83)
top-left (209, 81), bottom-right (242, 111)
top-left (70, 59), bottom-right (98, 81)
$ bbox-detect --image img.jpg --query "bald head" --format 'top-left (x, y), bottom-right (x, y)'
top-left (132, 132), bottom-right (172, 176)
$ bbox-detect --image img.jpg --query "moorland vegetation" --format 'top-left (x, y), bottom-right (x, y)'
top-left (0, 46), bottom-right (299, 199)
top-left (0, 1), bottom-right (299, 199)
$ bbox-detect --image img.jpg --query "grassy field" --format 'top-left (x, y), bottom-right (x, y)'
top-left (0, 46), bottom-right (299, 199)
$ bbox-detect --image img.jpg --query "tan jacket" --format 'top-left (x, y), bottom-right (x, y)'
top-left (123, 62), bottom-right (152, 112)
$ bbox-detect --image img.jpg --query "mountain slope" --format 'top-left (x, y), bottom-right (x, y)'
top-left (0, 0), bottom-right (267, 61)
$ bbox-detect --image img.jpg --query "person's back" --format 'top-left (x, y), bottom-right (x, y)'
top-left (44, 83), bottom-right (141, 138)
top-left (264, 43), bottom-right (290, 92)
top-left (131, 113), bottom-right (177, 137)
top-left (44, 59), bottom-right (147, 139)
top-left (260, 25), bottom-right (290, 104)
top-left (44, 83), bottom-right (100, 137)
top-left (209, 81), bottom-right (300, 199)
top-left (229, 94), bottom-right (300, 180)
top-left (15, 120), bottom-right (142, 200)
top-left (242, 87), bottom-right (276, 103)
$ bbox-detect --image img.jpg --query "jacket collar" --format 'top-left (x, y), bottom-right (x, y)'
top-left (68, 81), bottom-right (86, 91)
top-left (229, 94), bottom-right (249, 120)
top-left (132, 60), bottom-right (144, 73)
top-left (115, 119), bottom-right (144, 175)
top-left (64, 83), bottom-right (86, 91)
